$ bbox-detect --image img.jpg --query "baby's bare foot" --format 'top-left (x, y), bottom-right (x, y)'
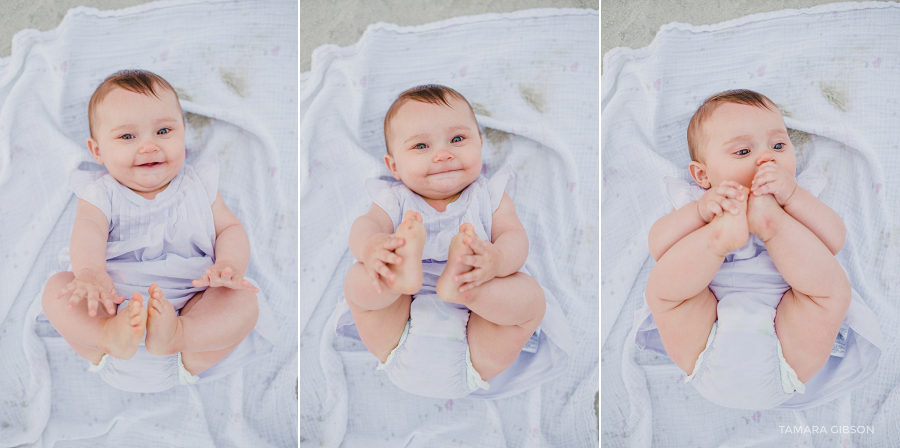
top-left (707, 189), bottom-right (750, 256)
top-left (145, 284), bottom-right (183, 356)
top-left (388, 210), bottom-right (425, 295)
top-left (747, 192), bottom-right (785, 242)
top-left (436, 223), bottom-right (477, 303)
top-left (101, 293), bottom-right (146, 360)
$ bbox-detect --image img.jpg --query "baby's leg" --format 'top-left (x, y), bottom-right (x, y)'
top-left (145, 284), bottom-right (258, 375)
top-left (342, 211), bottom-right (425, 362)
top-left (644, 198), bottom-right (749, 375)
top-left (41, 272), bottom-right (146, 363)
top-left (344, 262), bottom-right (412, 363)
top-left (434, 225), bottom-right (545, 379)
top-left (747, 193), bottom-right (850, 383)
top-left (462, 273), bottom-right (545, 381)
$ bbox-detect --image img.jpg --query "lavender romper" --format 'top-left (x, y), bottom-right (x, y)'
top-left (40, 156), bottom-right (277, 392)
top-left (334, 166), bottom-right (572, 399)
top-left (633, 167), bottom-right (883, 409)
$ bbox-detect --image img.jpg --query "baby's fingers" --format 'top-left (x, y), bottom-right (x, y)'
top-left (751, 177), bottom-right (774, 194)
top-left (753, 183), bottom-right (776, 196)
top-left (365, 265), bottom-right (383, 293)
top-left (715, 182), bottom-right (745, 199)
top-left (240, 279), bottom-right (260, 293)
top-left (455, 268), bottom-right (482, 284)
top-left (86, 291), bottom-right (101, 317)
top-left (458, 254), bottom-right (484, 268)
top-left (57, 281), bottom-right (77, 299)
top-left (67, 286), bottom-right (88, 309)
top-left (376, 249), bottom-right (402, 266)
top-left (706, 200), bottom-right (724, 218)
top-left (372, 260), bottom-right (395, 284)
top-left (97, 290), bottom-right (117, 315)
top-left (722, 199), bottom-right (741, 215)
top-left (100, 296), bottom-right (118, 315)
top-left (192, 271), bottom-right (211, 287)
top-left (464, 237), bottom-right (485, 254)
top-left (383, 237), bottom-right (405, 251)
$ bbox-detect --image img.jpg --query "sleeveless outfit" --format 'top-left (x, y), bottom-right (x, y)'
top-left (39, 157), bottom-right (277, 393)
top-left (633, 167), bottom-right (884, 410)
top-left (334, 166), bottom-right (572, 399)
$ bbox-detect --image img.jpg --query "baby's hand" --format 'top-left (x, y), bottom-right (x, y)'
top-left (697, 180), bottom-right (747, 223)
top-left (455, 232), bottom-right (501, 292)
top-left (751, 161), bottom-right (797, 206)
top-left (192, 263), bottom-right (260, 292)
top-left (362, 233), bottom-right (405, 294)
top-left (57, 268), bottom-right (124, 316)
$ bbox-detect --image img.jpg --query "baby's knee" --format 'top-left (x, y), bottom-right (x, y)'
top-left (343, 262), bottom-right (370, 300)
top-left (42, 271), bottom-right (74, 301)
top-left (241, 289), bottom-right (260, 319)
top-left (472, 338), bottom-right (524, 382)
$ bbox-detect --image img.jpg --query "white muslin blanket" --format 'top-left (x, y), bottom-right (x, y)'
top-left (602, 2), bottom-right (899, 447)
top-left (300, 9), bottom-right (598, 447)
top-left (0, 1), bottom-right (297, 446)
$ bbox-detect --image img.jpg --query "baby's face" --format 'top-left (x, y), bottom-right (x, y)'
top-left (384, 97), bottom-right (482, 200)
top-left (694, 102), bottom-right (796, 189)
top-left (88, 86), bottom-right (185, 199)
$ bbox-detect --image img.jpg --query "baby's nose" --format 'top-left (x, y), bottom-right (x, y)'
top-left (433, 149), bottom-right (454, 161)
top-left (139, 141), bottom-right (160, 153)
top-left (756, 150), bottom-right (775, 166)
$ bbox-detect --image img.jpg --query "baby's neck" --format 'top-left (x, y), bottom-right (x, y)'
top-left (420, 190), bottom-right (463, 213)
top-left (130, 182), bottom-right (170, 200)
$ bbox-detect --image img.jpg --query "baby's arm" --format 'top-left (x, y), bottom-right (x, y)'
top-left (192, 191), bottom-right (258, 291)
top-left (649, 181), bottom-right (747, 261)
top-left (58, 199), bottom-right (122, 316)
top-left (751, 161), bottom-right (845, 254)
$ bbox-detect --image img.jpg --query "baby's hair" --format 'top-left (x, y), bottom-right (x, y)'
top-left (687, 89), bottom-right (778, 162)
top-left (383, 84), bottom-right (480, 154)
top-left (88, 69), bottom-right (180, 138)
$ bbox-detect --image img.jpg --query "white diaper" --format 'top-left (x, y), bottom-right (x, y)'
top-left (377, 294), bottom-right (489, 399)
top-left (89, 350), bottom-right (198, 393)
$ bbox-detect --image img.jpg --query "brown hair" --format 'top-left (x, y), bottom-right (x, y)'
top-left (383, 84), bottom-right (479, 153)
top-left (88, 69), bottom-right (180, 138)
top-left (687, 89), bottom-right (777, 162)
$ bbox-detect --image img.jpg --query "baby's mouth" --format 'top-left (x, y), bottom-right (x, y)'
top-left (430, 168), bottom-right (460, 175)
top-left (136, 162), bottom-right (163, 167)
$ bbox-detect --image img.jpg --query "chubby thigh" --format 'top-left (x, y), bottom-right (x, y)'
top-left (774, 288), bottom-right (848, 384)
top-left (648, 287), bottom-right (718, 376)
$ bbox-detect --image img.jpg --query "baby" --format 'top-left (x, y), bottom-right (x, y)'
top-left (635, 89), bottom-right (882, 409)
top-left (335, 85), bottom-right (570, 399)
top-left (40, 70), bottom-right (274, 393)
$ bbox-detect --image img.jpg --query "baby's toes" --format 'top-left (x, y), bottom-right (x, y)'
top-left (402, 209), bottom-right (423, 224)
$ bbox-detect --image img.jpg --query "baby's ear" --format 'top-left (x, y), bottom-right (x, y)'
top-left (86, 138), bottom-right (104, 165)
top-left (689, 161), bottom-right (710, 189)
top-left (383, 153), bottom-right (401, 181)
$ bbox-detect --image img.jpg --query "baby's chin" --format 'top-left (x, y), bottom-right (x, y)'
top-left (408, 182), bottom-right (469, 201)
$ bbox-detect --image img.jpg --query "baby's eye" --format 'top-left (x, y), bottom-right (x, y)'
top-left (736, 149), bottom-right (750, 156)
top-left (451, 135), bottom-right (464, 143)
top-left (773, 142), bottom-right (784, 150)
top-left (120, 134), bottom-right (134, 140)
top-left (414, 143), bottom-right (427, 150)
top-left (158, 128), bottom-right (170, 135)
